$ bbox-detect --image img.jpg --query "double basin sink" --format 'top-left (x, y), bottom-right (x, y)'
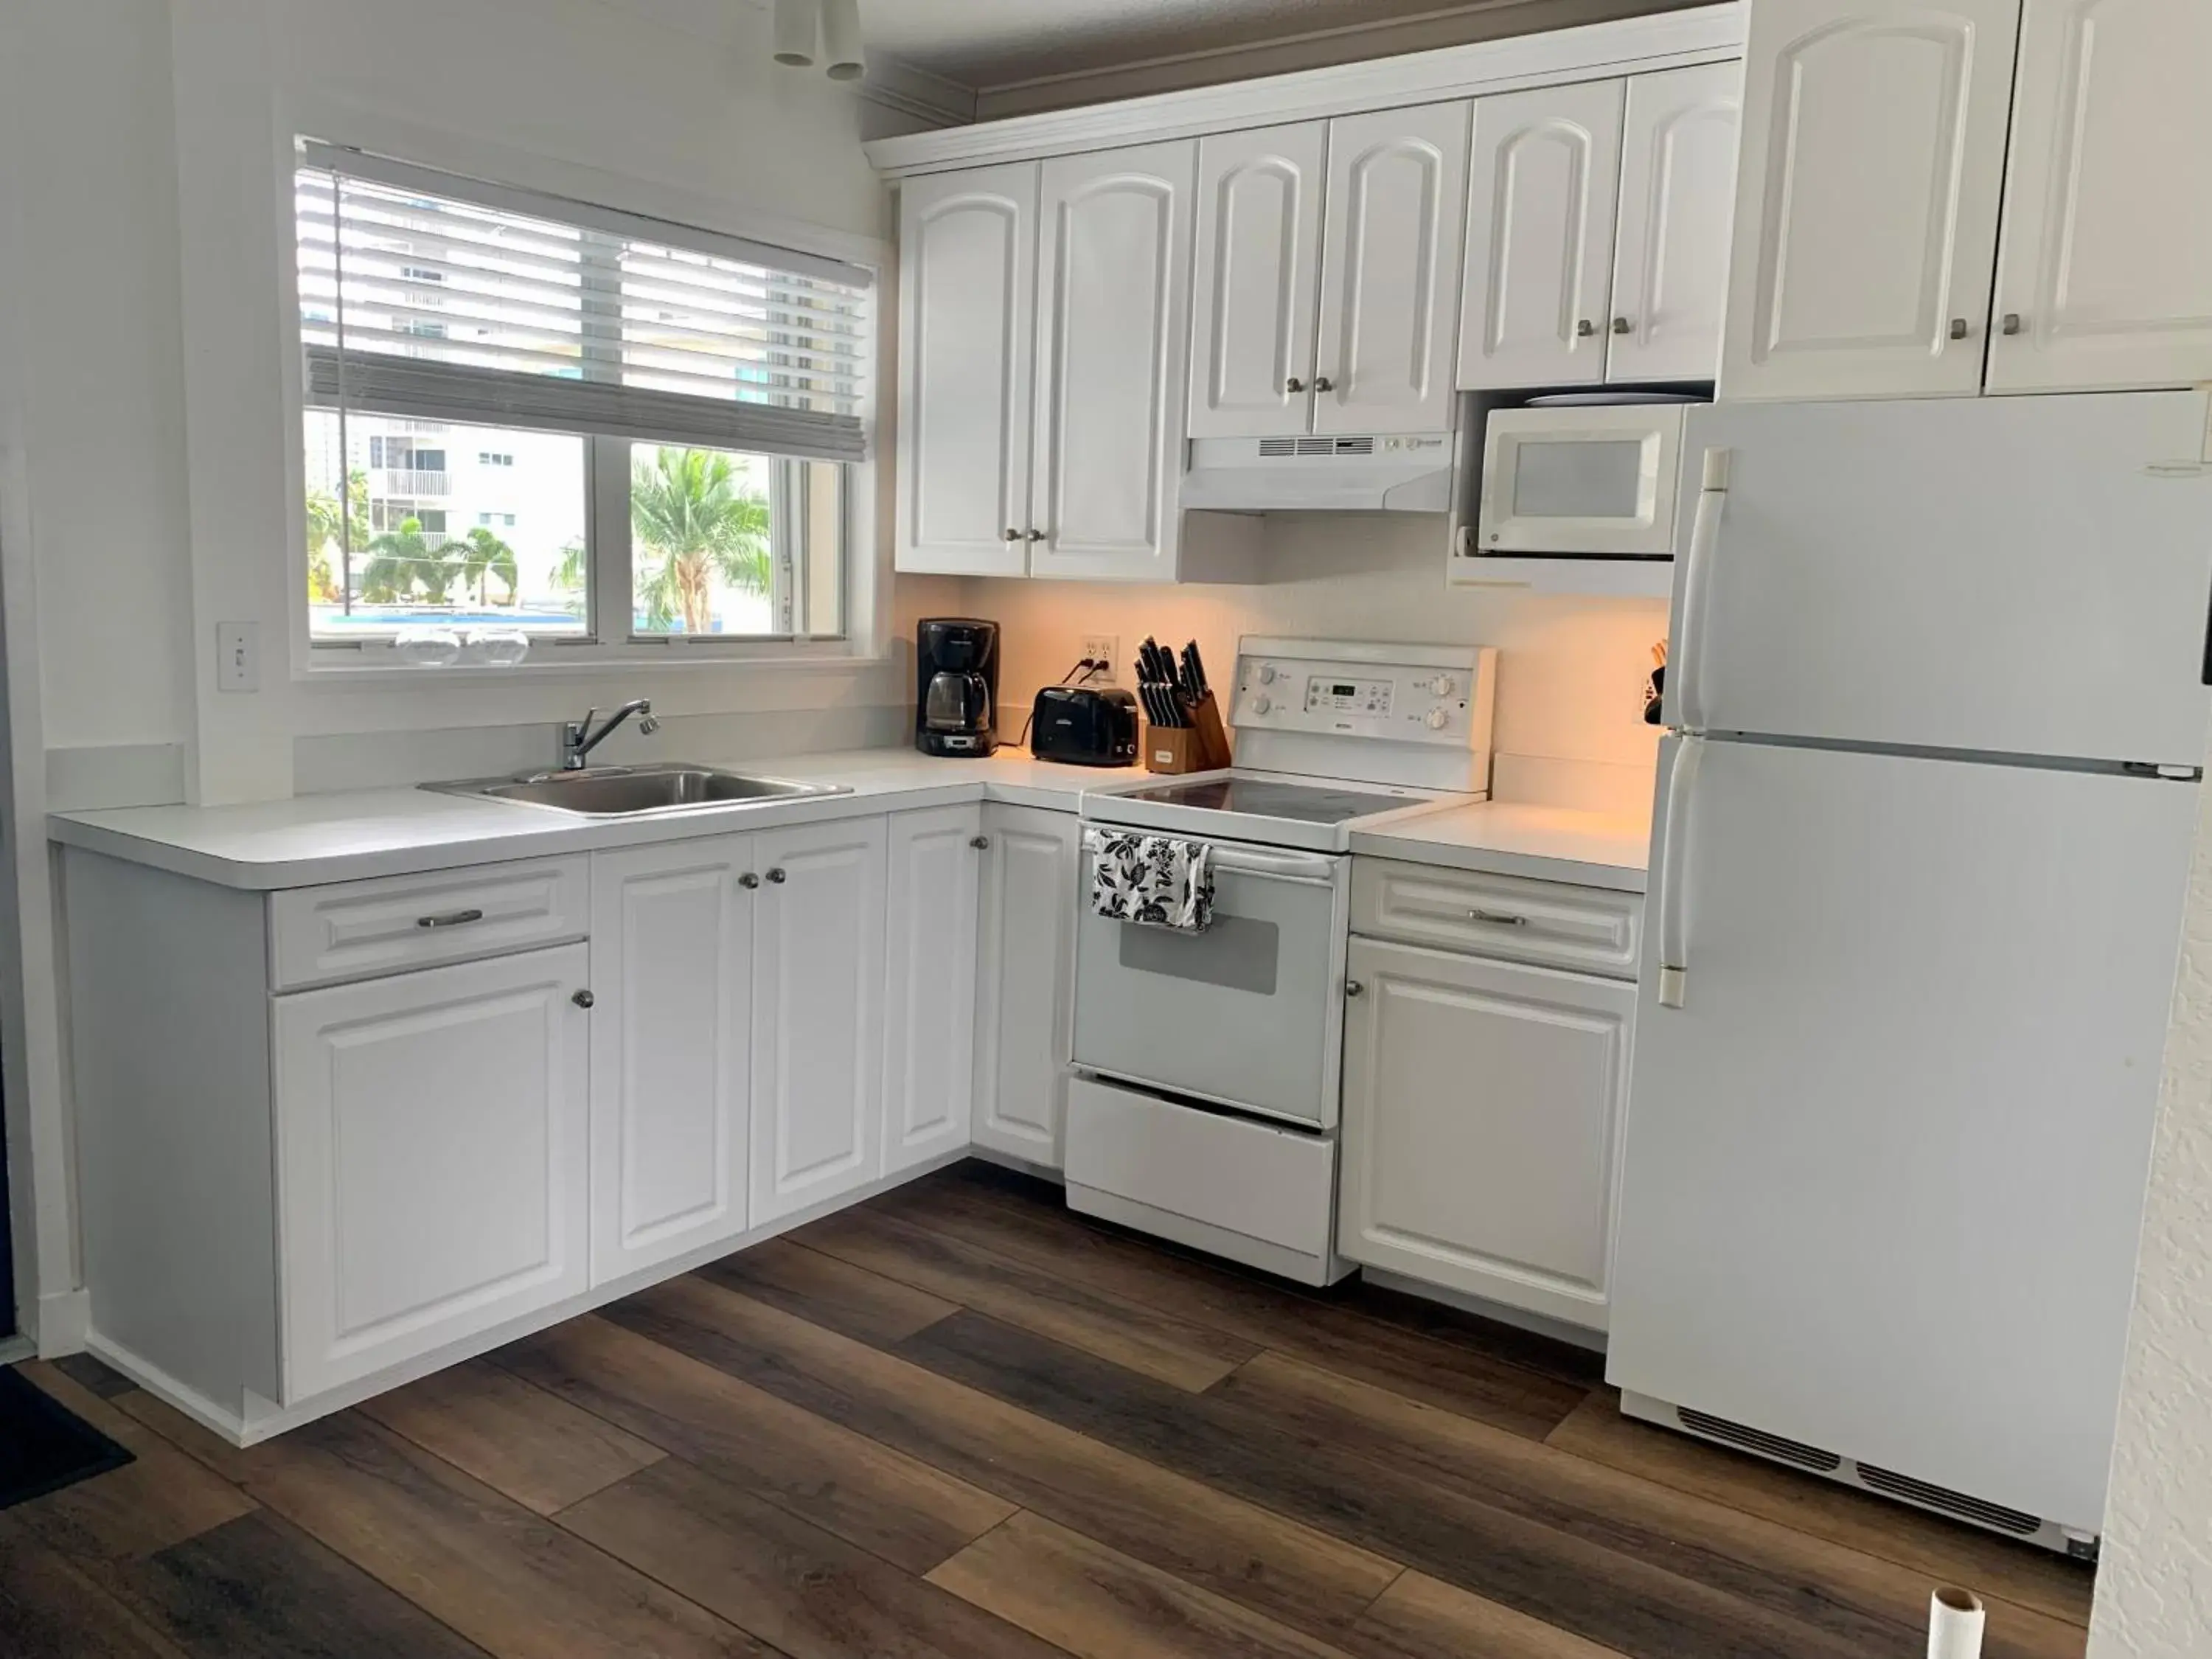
top-left (424, 762), bottom-right (850, 819)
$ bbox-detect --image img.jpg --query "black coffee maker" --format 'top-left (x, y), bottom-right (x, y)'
top-left (915, 618), bottom-right (1001, 757)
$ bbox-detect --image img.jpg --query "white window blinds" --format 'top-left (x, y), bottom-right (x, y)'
top-left (295, 142), bottom-right (872, 462)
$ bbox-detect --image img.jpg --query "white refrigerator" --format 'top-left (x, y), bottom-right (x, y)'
top-left (1607, 391), bottom-right (2212, 1548)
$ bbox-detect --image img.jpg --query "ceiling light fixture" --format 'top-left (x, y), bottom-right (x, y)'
top-left (821, 0), bottom-right (866, 81)
top-left (773, 0), bottom-right (818, 68)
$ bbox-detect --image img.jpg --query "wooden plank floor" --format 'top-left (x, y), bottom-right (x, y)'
top-left (5, 1160), bottom-right (2096, 1658)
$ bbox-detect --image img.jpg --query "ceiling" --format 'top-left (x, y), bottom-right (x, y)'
top-left (860, 0), bottom-right (1587, 91)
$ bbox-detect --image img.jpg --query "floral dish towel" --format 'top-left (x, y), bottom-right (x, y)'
top-left (1086, 830), bottom-right (1214, 932)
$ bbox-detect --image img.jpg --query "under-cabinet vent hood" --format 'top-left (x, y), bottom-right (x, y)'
top-left (1181, 433), bottom-right (1454, 514)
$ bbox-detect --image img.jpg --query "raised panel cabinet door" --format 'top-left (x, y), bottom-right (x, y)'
top-left (1338, 937), bottom-right (1635, 1331)
top-left (751, 815), bottom-right (888, 1225)
top-left (1719, 0), bottom-right (2022, 400)
top-left (1186, 121), bottom-right (1329, 438)
top-left (1314, 102), bottom-right (1471, 434)
top-left (1029, 140), bottom-right (1197, 582)
top-left (1457, 80), bottom-right (1625, 390)
top-left (587, 837), bottom-right (752, 1286)
top-left (274, 943), bottom-right (590, 1401)
top-left (896, 162), bottom-right (1038, 576)
top-left (972, 805), bottom-right (1079, 1169)
top-left (1989, 0), bottom-right (2212, 392)
top-left (882, 804), bottom-right (984, 1176)
top-left (1609, 63), bottom-right (1742, 384)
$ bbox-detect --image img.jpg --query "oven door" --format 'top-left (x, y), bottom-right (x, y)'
top-left (1477, 403), bottom-right (1687, 556)
top-left (1072, 832), bottom-right (1348, 1129)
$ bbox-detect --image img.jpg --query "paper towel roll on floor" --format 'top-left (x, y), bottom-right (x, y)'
top-left (1928, 1587), bottom-right (1986, 1659)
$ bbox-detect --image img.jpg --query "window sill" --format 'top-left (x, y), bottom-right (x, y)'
top-left (296, 644), bottom-right (891, 689)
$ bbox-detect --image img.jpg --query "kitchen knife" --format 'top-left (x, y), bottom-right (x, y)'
top-left (1184, 641), bottom-right (1208, 699)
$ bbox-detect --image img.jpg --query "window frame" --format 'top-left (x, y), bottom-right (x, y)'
top-left (286, 136), bottom-right (884, 678)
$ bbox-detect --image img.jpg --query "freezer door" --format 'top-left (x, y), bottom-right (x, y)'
top-left (1610, 736), bottom-right (2195, 1529)
top-left (1666, 392), bottom-right (2212, 767)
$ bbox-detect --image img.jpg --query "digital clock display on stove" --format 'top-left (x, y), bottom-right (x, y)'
top-left (1306, 676), bottom-right (1393, 715)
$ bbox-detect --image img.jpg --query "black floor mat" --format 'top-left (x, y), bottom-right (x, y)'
top-left (0, 1363), bottom-right (133, 1510)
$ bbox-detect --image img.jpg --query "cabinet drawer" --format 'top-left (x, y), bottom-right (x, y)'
top-left (1352, 858), bottom-right (1641, 979)
top-left (271, 857), bottom-right (589, 990)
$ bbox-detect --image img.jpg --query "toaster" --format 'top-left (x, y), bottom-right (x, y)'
top-left (1030, 686), bottom-right (1138, 767)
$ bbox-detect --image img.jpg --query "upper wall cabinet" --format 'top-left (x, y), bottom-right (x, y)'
top-left (1719, 0), bottom-right (2020, 400)
top-left (1458, 68), bottom-right (1739, 389)
top-left (1987, 0), bottom-right (2212, 394)
top-left (1314, 104), bottom-right (1472, 435)
top-left (895, 164), bottom-right (1038, 577)
top-left (1189, 107), bottom-right (1468, 437)
top-left (1028, 143), bottom-right (1201, 582)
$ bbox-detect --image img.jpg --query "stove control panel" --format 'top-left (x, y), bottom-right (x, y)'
top-left (1305, 677), bottom-right (1394, 717)
top-left (1228, 641), bottom-right (1497, 752)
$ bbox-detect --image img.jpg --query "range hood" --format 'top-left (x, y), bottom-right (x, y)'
top-left (1181, 433), bottom-right (1455, 514)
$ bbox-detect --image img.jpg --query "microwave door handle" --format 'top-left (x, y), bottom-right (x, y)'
top-left (1669, 447), bottom-right (1731, 733)
top-left (1655, 735), bottom-right (1704, 1010)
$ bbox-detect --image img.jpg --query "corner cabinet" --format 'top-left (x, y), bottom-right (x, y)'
top-left (883, 804), bottom-right (984, 1175)
top-left (1720, 0), bottom-right (2020, 400)
top-left (1987, 0), bottom-right (2212, 394)
top-left (972, 804), bottom-right (1082, 1169)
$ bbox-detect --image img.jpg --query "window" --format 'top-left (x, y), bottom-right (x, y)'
top-left (295, 142), bottom-right (872, 649)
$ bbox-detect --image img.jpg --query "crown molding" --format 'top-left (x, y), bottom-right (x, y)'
top-left (855, 52), bottom-right (980, 129)
top-left (864, 1), bottom-right (1742, 177)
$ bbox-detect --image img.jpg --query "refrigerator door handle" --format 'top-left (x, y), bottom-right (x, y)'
top-left (1670, 448), bottom-right (1732, 731)
top-left (1656, 735), bottom-right (1704, 1009)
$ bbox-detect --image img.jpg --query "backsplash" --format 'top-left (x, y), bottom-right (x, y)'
top-left (928, 515), bottom-right (1666, 817)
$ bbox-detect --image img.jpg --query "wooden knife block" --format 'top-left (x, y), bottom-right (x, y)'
top-left (1144, 692), bottom-right (1234, 774)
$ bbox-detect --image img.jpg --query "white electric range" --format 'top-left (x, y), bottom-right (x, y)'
top-left (1065, 639), bottom-right (1498, 1286)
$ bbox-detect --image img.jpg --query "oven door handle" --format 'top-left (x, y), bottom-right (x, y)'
top-left (1082, 830), bottom-right (1337, 886)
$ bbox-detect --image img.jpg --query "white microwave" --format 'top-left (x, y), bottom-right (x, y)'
top-left (1475, 403), bottom-right (1692, 557)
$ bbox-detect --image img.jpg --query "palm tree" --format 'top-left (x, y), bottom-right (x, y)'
top-left (305, 470), bottom-right (372, 604)
top-left (456, 526), bottom-right (519, 608)
top-left (361, 518), bottom-right (456, 605)
top-left (630, 448), bottom-right (772, 634)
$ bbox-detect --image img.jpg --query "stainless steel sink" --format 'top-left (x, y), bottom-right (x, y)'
top-left (423, 763), bottom-right (849, 818)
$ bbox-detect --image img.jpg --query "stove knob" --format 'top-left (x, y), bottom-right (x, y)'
top-left (1257, 664), bottom-right (1279, 684)
top-left (1425, 673), bottom-right (1457, 696)
top-left (1253, 695), bottom-right (1273, 715)
top-left (1424, 707), bottom-right (1450, 731)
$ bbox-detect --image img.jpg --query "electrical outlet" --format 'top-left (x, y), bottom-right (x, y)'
top-left (1079, 634), bottom-right (1118, 684)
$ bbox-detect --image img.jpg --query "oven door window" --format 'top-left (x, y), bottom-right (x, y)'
top-left (1073, 854), bottom-right (1340, 1128)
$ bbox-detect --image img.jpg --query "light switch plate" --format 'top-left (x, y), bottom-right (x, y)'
top-left (218, 622), bottom-right (259, 692)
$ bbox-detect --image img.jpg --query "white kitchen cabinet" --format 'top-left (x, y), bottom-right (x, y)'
top-left (274, 944), bottom-right (591, 1399)
top-left (1719, 0), bottom-right (2021, 401)
top-left (1338, 936), bottom-right (1635, 1330)
top-left (587, 838), bottom-right (751, 1286)
top-left (972, 804), bottom-right (1080, 1169)
top-left (750, 815), bottom-right (889, 1225)
top-left (1458, 81), bottom-right (1624, 391)
top-left (1988, 0), bottom-right (2212, 394)
top-left (1313, 102), bottom-right (1470, 435)
top-left (1187, 122), bottom-right (1329, 439)
top-left (1608, 62), bottom-right (1742, 383)
top-left (894, 162), bottom-right (1037, 577)
top-left (883, 804), bottom-right (984, 1175)
top-left (1028, 141), bottom-right (1199, 582)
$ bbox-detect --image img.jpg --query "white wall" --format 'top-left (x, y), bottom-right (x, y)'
top-left (2090, 759), bottom-right (2212, 1658)
top-left (951, 515), bottom-right (1666, 815)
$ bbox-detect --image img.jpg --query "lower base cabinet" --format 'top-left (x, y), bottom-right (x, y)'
top-left (1338, 934), bottom-right (1635, 1330)
top-left (274, 943), bottom-right (592, 1399)
top-left (972, 804), bottom-right (1082, 1169)
top-left (883, 804), bottom-right (986, 1175)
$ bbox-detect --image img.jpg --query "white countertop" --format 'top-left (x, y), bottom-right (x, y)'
top-left (1350, 800), bottom-right (1649, 893)
top-left (49, 747), bottom-right (1649, 894)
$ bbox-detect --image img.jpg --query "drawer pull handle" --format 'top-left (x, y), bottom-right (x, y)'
top-left (1468, 908), bottom-right (1527, 927)
top-left (416, 908), bottom-right (486, 929)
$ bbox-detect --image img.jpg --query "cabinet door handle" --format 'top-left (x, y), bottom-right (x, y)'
top-left (1285, 376), bottom-right (1305, 394)
top-left (1344, 980), bottom-right (1364, 998)
top-left (1467, 909), bottom-right (1527, 927)
top-left (969, 835), bottom-right (990, 849)
top-left (1612, 316), bottom-right (1632, 335)
top-left (415, 908), bottom-right (485, 929)
top-left (738, 872), bottom-right (759, 889)
top-left (1025, 528), bottom-right (1045, 542)
top-left (1001, 527), bottom-right (1020, 543)
top-left (1576, 319), bottom-right (1597, 338)
top-left (1312, 375), bottom-right (1334, 393)
top-left (767, 868), bottom-right (787, 884)
top-left (1949, 317), bottom-right (1971, 341)
top-left (571, 988), bottom-right (595, 1009)
top-left (2003, 313), bottom-right (2024, 336)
